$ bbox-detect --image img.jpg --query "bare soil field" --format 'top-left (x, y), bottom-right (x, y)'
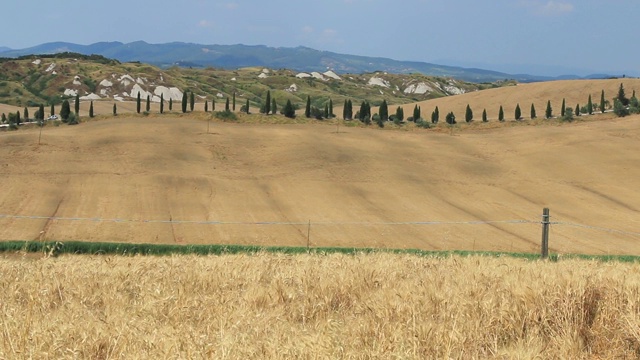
top-left (1, 253), bottom-right (640, 358)
top-left (1, 110), bottom-right (639, 254)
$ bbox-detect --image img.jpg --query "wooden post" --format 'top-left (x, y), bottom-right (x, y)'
top-left (307, 220), bottom-right (311, 252)
top-left (541, 208), bottom-right (550, 259)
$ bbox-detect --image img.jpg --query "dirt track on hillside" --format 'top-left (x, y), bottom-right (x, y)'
top-left (1, 115), bottom-right (639, 254)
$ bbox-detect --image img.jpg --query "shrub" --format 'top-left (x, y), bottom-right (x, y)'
top-left (214, 110), bottom-right (237, 121)
top-left (415, 118), bottom-right (431, 128)
top-left (67, 112), bottom-right (79, 125)
top-left (562, 107), bottom-right (574, 122)
top-left (373, 113), bottom-right (383, 128)
top-left (613, 99), bottom-right (629, 117)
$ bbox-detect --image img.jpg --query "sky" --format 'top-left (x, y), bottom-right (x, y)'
top-left (2, 0), bottom-right (639, 77)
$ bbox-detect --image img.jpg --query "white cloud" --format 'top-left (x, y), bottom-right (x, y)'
top-left (521, 0), bottom-right (574, 16)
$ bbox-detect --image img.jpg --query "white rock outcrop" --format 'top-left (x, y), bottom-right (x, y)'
top-left (296, 73), bottom-right (311, 78)
top-left (311, 72), bottom-right (325, 80)
top-left (32, 59), bottom-right (42, 65)
top-left (323, 70), bottom-right (341, 80)
top-left (258, 73), bottom-right (268, 79)
top-left (286, 84), bottom-right (298, 92)
top-left (80, 93), bottom-right (101, 100)
top-left (100, 79), bottom-right (113, 87)
top-left (46, 63), bottom-right (56, 72)
top-left (368, 77), bottom-right (390, 88)
top-left (64, 89), bottom-right (78, 97)
top-left (154, 86), bottom-right (183, 101)
top-left (404, 82), bottom-right (434, 95)
top-left (73, 76), bottom-right (82, 86)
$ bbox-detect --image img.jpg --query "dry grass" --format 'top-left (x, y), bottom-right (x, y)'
top-left (1, 253), bottom-right (640, 359)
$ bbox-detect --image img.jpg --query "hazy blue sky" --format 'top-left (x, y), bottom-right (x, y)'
top-left (3, 0), bottom-right (638, 76)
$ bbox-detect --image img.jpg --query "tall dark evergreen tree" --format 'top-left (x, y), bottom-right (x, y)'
top-left (16, 111), bottom-right (21, 125)
top-left (587, 94), bottom-right (593, 115)
top-left (324, 103), bottom-right (329, 118)
top-left (181, 92), bottom-right (187, 113)
top-left (482, 109), bottom-right (487, 122)
top-left (272, 98), bottom-right (277, 115)
top-left (225, 97), bottom-right (230, 111)
top-left (232, 92), bottom-right (236, 111)
top-left (212, 99), bottom-right (215, 111)
top-left (396, 106), bottom-right (404, 121)
top-left (60, 100), bottom-right (71, 121)
top-left (445, 111), bottom-right (456, 125)
top-left (146, 95), bottom-right (150, 112)
top-left (305, 96), bottom-right (311, 118)
top-left (190, 92), bottom-right (195, 112)
top-left (545, 100), bottom-right (552, 119)
top-left (432, 106), bottom-right (439, 124)
top-left (617, 83), bottom-right (629, 106)
top-left (380, 100), bottom-right (388, 121)
top-left (160, 94), bottom-right (164, 114)
top-left (498, 105), bottom-right (504, 122)
top-left (50, 103), bottom-right (55, 117)
top-left (38, 104), bottom-right (45, 120)
top-left (600, 90), bottom-right (606, 113)
top-left (530, 103), bottom-right (536, 119)
top-left (283, 99), bottom-right (295, 118)
top-left (575, 103), bottom-right (580, 116)
top-left (413, 105), bottom-right (421, 120)
top-left (347, 100), bottom-right (353, 120)
top-left (264, 90), bottom-right (271, 115)
top-left (113, 103), bottom-right (117, 116)
top-left (515, 104), bottom-right (521, 120)
top-left (137, 92), bottom-right (141, 113)
top-left (465, 104), bottom-right (473, 122)
top-left (75, 93), bottom-right (80, 115)
top-left (343, 100), bottom-right (348, 120)
top-left (204, 100), bottom-right (208, 113)
top-left (23, 107), bottom-right (29, 121)
top-left (246, 99), bottom-right (250, 114)
top-left (561, 98), bottom-right (566, 117)
top-left (169, 98), bottom-right (173, 111)
top-left (89, 101), bottom-right (94, 118)
top-left (329, 99), bottom-right (333, 118)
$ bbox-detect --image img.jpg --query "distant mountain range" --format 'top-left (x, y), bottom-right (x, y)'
top-left (0, 41), bottom-right (616, 83)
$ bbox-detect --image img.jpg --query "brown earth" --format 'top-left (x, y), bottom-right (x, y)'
top-left (1, 108), bottom-right (639, 255)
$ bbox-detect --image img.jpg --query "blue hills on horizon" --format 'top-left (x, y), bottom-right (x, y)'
top-left (0, 41), bottom-right (618, 83)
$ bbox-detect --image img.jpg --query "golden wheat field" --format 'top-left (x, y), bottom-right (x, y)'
top-left (0, 253), bottom-right (639, 359)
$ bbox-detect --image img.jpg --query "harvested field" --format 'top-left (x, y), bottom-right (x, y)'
top-left (1, 112), bottom-right (639, 254)
top-left (1, 253), bottom-right (639, 358)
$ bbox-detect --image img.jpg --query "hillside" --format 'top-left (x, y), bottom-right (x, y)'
top-left (0, 109), bottom-right (638, 255)
top-left (0, 41), bottom-right (574, 82)
top-left (0, 54), bottom-right (507, 112)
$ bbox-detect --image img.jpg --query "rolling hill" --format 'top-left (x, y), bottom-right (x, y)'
top-left (0, 41), bottom-right (611, 82)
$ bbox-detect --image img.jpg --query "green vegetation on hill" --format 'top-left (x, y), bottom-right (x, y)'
top-left (0, 53), bottom-right (512, 109)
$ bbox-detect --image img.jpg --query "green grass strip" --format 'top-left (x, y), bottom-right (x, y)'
top-left (0, 240), bottom-right (638, 263)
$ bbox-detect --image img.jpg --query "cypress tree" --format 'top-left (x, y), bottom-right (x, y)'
top-left (498, 105), bottom-right (504, 122)
top-left (113, 103), bottom-right (117, 116)
top-left (272, 98), bottom-right (277, 115)
top-left (324, 103), bottom-right (329, 119)
top-left (225, 97), bottom-right (230, 111)
top-left (396, 106), bottom-right (404, 121)
top-left (212, 99), bottom-right (215, 111)
top-left (190, 92), bottom-right (195, 111)
top-left (545, 100), bottom-right (552, 119)
top-left (60, 100), bottom-right (71, 121)
top-left (343, 100), bottom-right (348, 119)
top-left (283, 99), bottom-right (295, 118)
top-left (204, 100), bottom-right (208, 113)
top-left (23, 107), bottom-right (29, 121)
top-left (530, 103), bottom-right (537, 119)
top-left (265, 90), bottom-right (271, 115)
top-left (16, 111), bottom-right (21, 125)
top-left (482, 109), bottom-right (487, 122)
top-left (146, 95), bottom-right (150, 112)
top-left (617, 83), bottom-right (629, 106)
top-left (515, 103), bottom-right (521, 120)
top-left (575, 103), bottom-right (580, 116)
top-left (413, 105), bottom-right (421, 121)
top-left (587, 94), bottom-right (593, 115)
top-left (561, 98), bottom-right (566, 117)
top-left (38, 104), bottom-right (45, 120)
top-left (1, 113), bottom-right (5, 123)
top-left (246, 99), bottom-right (250, 114)
top-left (380, 100), bottom-right (388, 121)
top-left (329, 99), bottom-right (333, 118)
top-left (232, 92), bottom-right (236, 111)
top-left (600, 90), bottom-right (606, 113)
top-left (137, 92), bottom-right (141, 113)
top-left (433, 106), bottom-right (439, 124)
top-left (169, 98), bottom-right (173, 111)
top-left (305, 96), bottom-right (311, 118)
top-left (89, 101), bottom-right (94, 118)
top-left (160, 94), bottom-right (164, 114)
top-left (50, 103), bottom-right (55, 117)
top-left (445, 111), bottom-right (456, 125)
top-left (75, 93), bottom-right (80, 115)
top-left (347, 100), bottom-right (353, 120)
top-left (465, 104), bottom-right (473, 122)
top-left (181, 92), bottom-right (187, 113)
